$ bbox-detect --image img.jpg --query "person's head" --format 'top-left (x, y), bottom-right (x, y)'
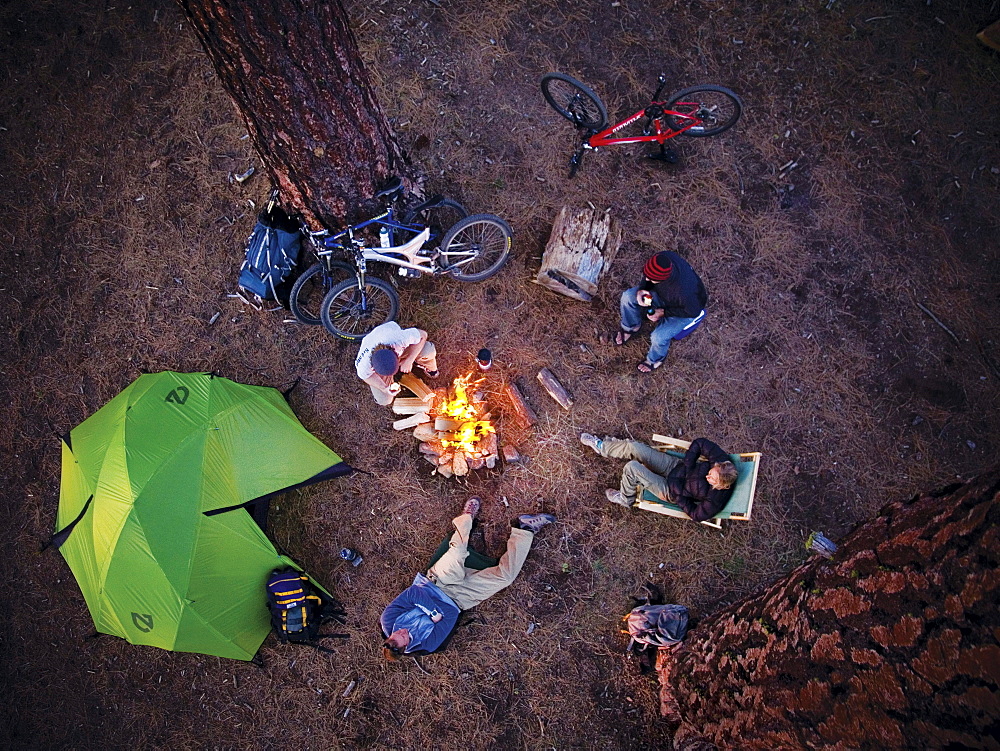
top-left (643, 252), bottom-right (674, 283)
top-left (371, 345), bottom-right (400, 377)
top-left (382, 628), bottom-right (411, 661)
top-left (707, 460), bottom-right (738, 490)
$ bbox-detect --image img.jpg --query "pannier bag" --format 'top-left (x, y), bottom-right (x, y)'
top-left (237, 201), bottom-right (302, 307)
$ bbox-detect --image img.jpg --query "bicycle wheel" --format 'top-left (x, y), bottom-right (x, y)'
top-left (540, 73), bottom-right (608, 130)
top-left (665, 85), bottom-right (743, 137)
top-left (401, 199), bottom-right (468, 247)
top-left (320, 276), bottom-right (400, 341)
top-left (438, 214), bottom-right (512, 282)
top-left (289, 261), bottom-right (355, 325)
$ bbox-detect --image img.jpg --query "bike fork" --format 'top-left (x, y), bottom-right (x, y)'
top-left (569, 142), bottom-right (591, 178)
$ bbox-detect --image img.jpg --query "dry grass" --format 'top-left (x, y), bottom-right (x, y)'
top-left (2, 0), bottom-right (999, 748)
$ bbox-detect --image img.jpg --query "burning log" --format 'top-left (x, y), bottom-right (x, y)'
top-left (537, 368), bottom-right (573, 410)
top-left (393, 413), bottom-right (429, 430)
top-left (452, 452), bottom-right (469, 477)
top-left (398, 372), bottom-right (434, 401)
top-left (434, 417), bottom-right (463, 431)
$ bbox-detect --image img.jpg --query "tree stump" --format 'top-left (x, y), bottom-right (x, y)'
top-left (534, 206), bottom-right (622, 302)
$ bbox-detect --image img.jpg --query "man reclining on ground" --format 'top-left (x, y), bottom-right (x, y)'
top-left (380, 497), bottom-right (555, 658)
top-left (580, 434), bottom-right (738, 522)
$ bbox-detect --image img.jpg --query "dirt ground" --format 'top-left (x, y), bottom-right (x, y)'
top-left (2, 0), bottom-right (999, 748)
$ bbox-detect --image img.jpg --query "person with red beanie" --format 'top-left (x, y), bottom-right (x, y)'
top-left (613, 250), bottom-right (707, 372)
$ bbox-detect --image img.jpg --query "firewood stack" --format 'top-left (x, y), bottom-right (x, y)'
top-left (391, 372), bottom-right (503, 478)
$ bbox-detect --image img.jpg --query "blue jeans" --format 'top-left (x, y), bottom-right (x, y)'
top-left (620, 286), bottom-right (701, 364)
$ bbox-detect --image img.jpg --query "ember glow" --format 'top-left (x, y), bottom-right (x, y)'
top-left (438, 372), bottom-right (496, 454)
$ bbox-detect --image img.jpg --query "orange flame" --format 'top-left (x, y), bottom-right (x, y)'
top-left (438, 372), bottom-right (495, 455)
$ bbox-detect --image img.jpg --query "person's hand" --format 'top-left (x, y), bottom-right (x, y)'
top-left (637, 290), bottom-right (653, 307)
top-left (388, 382), bottom-right (402, 396)
top-left (647, 308), bottom-right (665, 322)
top-left (399, 363), bottom-right (412, 374)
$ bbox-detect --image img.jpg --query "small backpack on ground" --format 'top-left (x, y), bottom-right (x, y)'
top-left (237, 198), bottom-right (302, 308)
top-left (624, 604), bottom-right (689, 650)
top-left (265, 568), bottom-right (347, 652)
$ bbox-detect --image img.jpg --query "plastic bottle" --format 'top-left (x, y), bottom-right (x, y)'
top-left (378, 226), bottom-right (391, 248)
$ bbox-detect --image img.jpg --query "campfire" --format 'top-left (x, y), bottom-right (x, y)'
top-left (392, 371), bottom-right (501, 477)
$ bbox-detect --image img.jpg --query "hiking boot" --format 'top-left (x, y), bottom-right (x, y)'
top-left (463, 496), bottom-right (482, 518)
top-left (516, 513), bottom-right (556, 533)
top-left (580, 432), bottom-right (602, 453)
top-left (420, 365), bottom-right (440, 378)
top-left (605, 489), bottom-right (634, 508)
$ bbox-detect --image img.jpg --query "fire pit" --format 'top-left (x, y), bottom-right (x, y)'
top-left (391, 371), bottom-right (532, 478)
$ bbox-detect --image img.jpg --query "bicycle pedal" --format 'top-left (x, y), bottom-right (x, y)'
top-left (647, 148), bottom-right (679, 164)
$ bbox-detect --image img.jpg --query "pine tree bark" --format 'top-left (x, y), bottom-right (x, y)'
top-left (658, 471), bottom-right (1000, 750)
top-left (175, 0), bottom-right (409, 226)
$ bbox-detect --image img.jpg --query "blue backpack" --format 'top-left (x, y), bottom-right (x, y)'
top-left (237, 201), bottom-right (302, 307)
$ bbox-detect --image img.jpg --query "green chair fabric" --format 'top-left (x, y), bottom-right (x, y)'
top-left (54, 371), bottom-right (350, 660)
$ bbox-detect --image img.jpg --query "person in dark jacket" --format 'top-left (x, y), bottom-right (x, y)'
top-left (579, 433), bottom-right (738, 522)
top-left (612, 250), bottom-right (707, 373)
top-left (381, 497), bottom-right (556, 658)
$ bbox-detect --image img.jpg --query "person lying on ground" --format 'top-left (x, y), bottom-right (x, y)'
top-left (580, 434), bottom-right (738, 521)
top-left (380, 497), bottom-right (555, 659)
top-left (610, 250), bottom-right (707, 374)
top-left (355, 321), bottom-right (439, 406)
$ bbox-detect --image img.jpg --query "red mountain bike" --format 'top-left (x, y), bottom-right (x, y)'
top-left (540, 72), bottom-right (743, 177)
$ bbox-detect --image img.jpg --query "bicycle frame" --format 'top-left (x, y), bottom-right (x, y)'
top-left (309, 209), bottom-right (439, 278)
top-left (586, 103), bottom-right (702, 149)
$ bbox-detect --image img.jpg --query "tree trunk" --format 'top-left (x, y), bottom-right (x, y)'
top-left (658, 471), bottom-right (1000, 750)
top-left (175, 0), bottom-right (409, 226)
top-left (534, 206), bottom-right (621, 302)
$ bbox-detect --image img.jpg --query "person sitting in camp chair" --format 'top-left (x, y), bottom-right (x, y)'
top-left (355, 321), bottom-right (440, 406)
top-left (380, 497), bottom-right (555, 659)
top-left (580, 434), bottom-right (738, 522)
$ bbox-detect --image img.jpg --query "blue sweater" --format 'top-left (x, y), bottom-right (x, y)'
top-left (380, 574), bottom-right (460, 654)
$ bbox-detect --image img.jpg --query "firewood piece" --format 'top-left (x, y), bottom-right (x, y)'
top-left (393, 412), bottom-right (429, 430)
top-left (424, 454), bottom-right (440, 468)
top-left (419, 442), bottom-right (441, 456)
top-left (468, 456), bottom-right (485, 471)
top-left (533, 206), bottom-right (622, 302)
top-left (398, 372), bottom-right (434, 401)
top-left (412, 423), bottom-right (437, 442)
top-left (392, 397), bottom-right (433, 415)
top-left (436, 464), bottom-right (453, 478)
top-left (537, 368), bottom-right (573, 410)
top-left (435, 417), bottom-right (463, 431)
top-left (452, 452), bottom-right (469, 477)
top-left (437, 450), bottom-right (454, 466)
top-left (503, 381), bottom-right (537, 427)
top-left (502, 444), bottom-right (521, 463)
top-left (485, 455), bottom-right (497, 469)
top-left (479, 431), bottom-right (498, 458)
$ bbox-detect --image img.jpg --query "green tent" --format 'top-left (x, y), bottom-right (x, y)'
top-left (53, 371), bottom-right (351, 661)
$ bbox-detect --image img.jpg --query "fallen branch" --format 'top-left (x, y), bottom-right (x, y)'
top-left (916, 302), bottom-right (960, 344)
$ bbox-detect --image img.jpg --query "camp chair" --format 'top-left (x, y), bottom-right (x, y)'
top-left (634, 434), bottom-right (761, 529)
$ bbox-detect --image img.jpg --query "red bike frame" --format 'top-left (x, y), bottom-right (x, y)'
top-left (586, 101), bottom-right (701, 149)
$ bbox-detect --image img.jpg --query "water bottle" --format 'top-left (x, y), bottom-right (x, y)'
top-left (339, 548), bottom-right (363, 567)
top-left (378, 226), bottom-right (391, 248)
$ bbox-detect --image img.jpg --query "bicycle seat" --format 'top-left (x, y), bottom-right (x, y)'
top-left (375, 176), bottom-right (403, 200)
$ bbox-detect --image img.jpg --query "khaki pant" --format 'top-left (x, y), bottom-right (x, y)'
top-left (597, 438), bottom-right (680, 503)
top-left (369, 340), bottom-right (438, 406)
top-left (427, 513), bottom-right (534, 611)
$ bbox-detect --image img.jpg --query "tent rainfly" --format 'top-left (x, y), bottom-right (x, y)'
top-left (53, 371), bottom-right (352, 661)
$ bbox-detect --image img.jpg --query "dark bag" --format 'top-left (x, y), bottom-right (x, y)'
top-left (624, 604), bottom-right (689, 649)
top-left (237, 202), bottom-right (302, 307)
top-left (265, 568), bottom-right (347, 652)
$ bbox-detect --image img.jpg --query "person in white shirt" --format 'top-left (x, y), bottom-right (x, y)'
top-left (355, 321), bottom-right (439, 405)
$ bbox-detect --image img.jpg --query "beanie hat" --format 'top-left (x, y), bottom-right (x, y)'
top-left (643, 252), bottom-right (674, 282)
top-left (371, 347), bottom-right (399, 376)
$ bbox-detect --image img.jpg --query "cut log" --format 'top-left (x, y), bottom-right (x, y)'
top-left (502, 444), bottom-right (521, 463)
top-left (452, 452), bottom-right (469, 477)
top-left (468, 456), bottom-right (485, 471)
top-left (503, 381), bottom-right (537, 427)
top-left (485, 454), bottom-right (497, 469)
top-left (479, 431), bottom-right (498, 458)
top-left (537, 367), bottom-right (573, 410)
top-left (393, 412), bottom-right (429, 430)
top-left (424, 454), bottom-right (440, 468)
top-left (435, 417), bottom-right (463, 431)
top-left (533, 206), bottom-right (622, 302)
top-left (412, 423), bottom-right (437, 442)
top-left (436, 464), bottom-right (454, 478)
top-left (437, 450), bottom-right (454, 466)
top-left (392, 397), bottom-right (434, 415)
top-left (398, 372), bottom-right (434, 401)
top-left (418, 442), bottom-right (441, 456)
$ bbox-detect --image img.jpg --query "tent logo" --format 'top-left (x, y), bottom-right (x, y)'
top-left (165, 386), bottom-right (189, 405)
top-left (132, 612), bottom-right (154, 632)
